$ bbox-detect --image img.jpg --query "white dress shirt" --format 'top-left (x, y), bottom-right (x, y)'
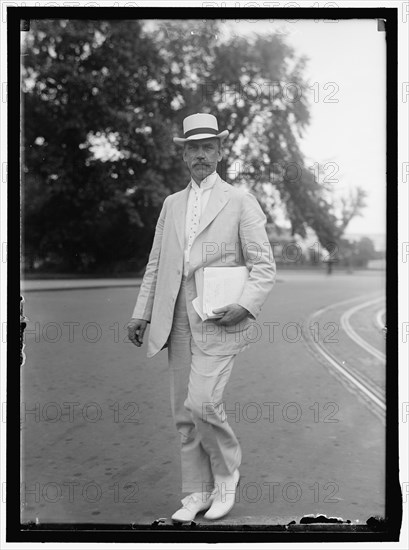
top-left (183, 171), bottom-right (218, 276)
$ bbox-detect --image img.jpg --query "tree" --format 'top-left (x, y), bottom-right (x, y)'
top-left (23, 19), bottom-right (366, 273)
top-left (354, 236), bottom-right (377, 268)
top-left (150, 20), bottom-right (366, 248)
top-left (23, 20), bottom-right (186, 272)
top-left (338, 236), bottom-right (377, 270)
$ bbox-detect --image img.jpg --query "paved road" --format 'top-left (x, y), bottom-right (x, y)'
top-left (20, 270), bottom-right (385, 525)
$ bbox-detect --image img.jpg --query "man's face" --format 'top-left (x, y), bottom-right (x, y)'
top-left (183, 138), bottom-right (222, 184)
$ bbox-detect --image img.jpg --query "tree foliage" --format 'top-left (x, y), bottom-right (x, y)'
top-left (23, 19), bottom-right (366, 273)
top-left (339, 235), bottom-right (379, 268)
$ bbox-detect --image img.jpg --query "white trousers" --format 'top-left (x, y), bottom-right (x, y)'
top-left (167, 275), bottom-right (242, 494)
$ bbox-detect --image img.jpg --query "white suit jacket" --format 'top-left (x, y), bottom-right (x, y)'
top-left (132, 174), bottom-right (276, 358)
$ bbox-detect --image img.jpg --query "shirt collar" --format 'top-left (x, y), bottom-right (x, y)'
top-left (190, 171), bottom-right (218, 192)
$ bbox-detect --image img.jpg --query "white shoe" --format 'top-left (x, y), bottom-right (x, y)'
top-left (171, 492), bottom-right (214, 523)
top-left (204, 469), bottom-right (240, 520)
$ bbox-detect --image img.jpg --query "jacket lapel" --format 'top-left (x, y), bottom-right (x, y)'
top-left (195, 175), bottom-right (230, 240)
top-left (173, 182), bottom-right (191, 251)
top-left (186, 176), bottom-right (231, 278)
top-left (172, 174), bottom-right (231, 252)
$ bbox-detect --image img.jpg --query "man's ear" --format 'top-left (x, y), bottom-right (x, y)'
top-left (217, 139), bottom-right (223, 161)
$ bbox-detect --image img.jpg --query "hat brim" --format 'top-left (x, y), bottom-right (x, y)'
top-left (173, 130), bottom-right (229, 146)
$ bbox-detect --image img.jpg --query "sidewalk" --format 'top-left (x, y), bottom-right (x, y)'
top-left (21, 278), bottom-right (143, 292)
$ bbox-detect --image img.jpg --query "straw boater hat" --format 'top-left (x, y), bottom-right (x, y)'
top-left (173, 113), bottom-right (229, 145)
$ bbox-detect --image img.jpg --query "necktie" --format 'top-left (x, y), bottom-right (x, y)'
top-left (187, 187), bottom-right (202, 252)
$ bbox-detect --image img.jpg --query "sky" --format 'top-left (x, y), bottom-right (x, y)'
top-left (224, 18), bottom-right (387, 237)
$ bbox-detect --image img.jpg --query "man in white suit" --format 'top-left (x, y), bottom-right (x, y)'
top-left (128, 113), bottom-right (276, 522)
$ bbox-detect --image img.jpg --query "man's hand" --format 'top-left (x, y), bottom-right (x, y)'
top-left (127, 318), bottom-right (148, 347)
top-left (210, 304), bottom-right (249, 326)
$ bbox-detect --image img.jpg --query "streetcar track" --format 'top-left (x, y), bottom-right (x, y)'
top-left (340, 298), bottom-right (385, 362)
top-left (375, 307), bottom-right (386, 331)
top-left (303, 292), bottom-right (385, 421)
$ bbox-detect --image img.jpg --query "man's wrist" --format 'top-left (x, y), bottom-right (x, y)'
top-left (237, 303), bottom-right (255, 320)
top-left (237, 304), bottom-right (250, 317)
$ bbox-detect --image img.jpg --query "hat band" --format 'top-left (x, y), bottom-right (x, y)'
top-left (184, 127), bottom-right (218, 138)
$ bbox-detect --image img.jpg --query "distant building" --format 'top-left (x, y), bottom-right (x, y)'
top-left (344, 233), bottom-right (386, 253)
